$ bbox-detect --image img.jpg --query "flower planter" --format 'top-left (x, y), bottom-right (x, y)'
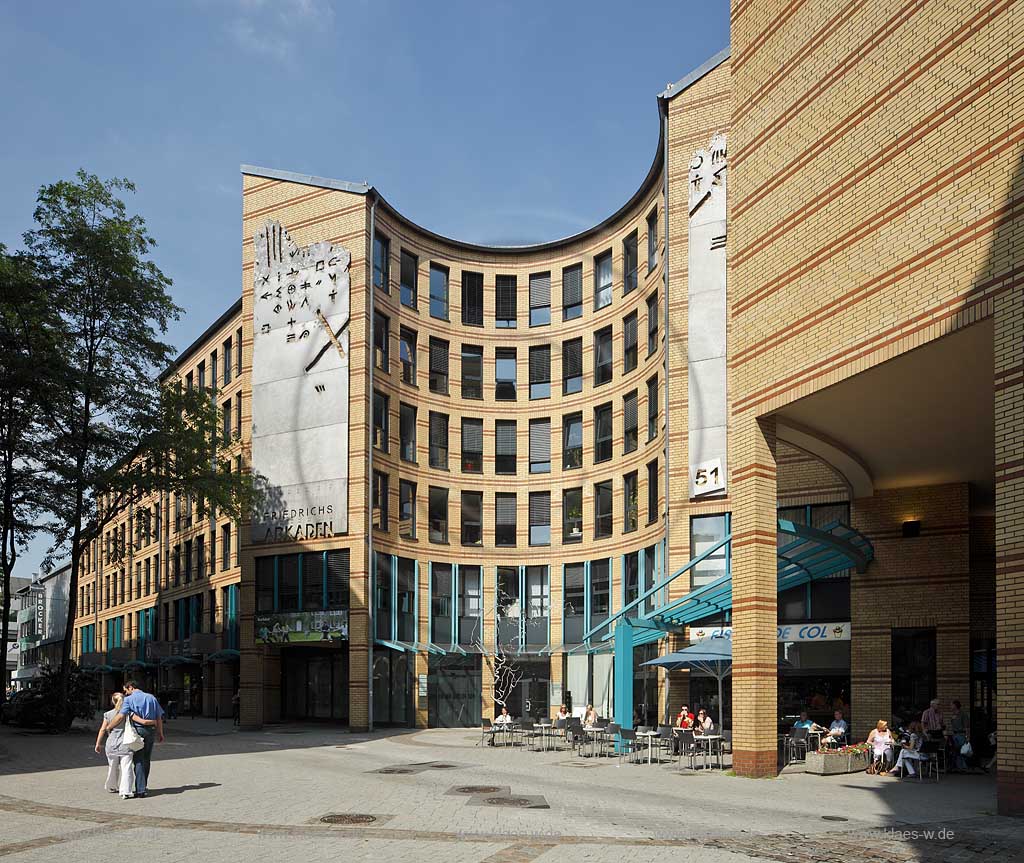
top-left (805, 749), bottom-right (871, 775)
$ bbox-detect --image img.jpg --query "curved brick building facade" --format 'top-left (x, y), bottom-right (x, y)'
top-left (72, 0), bottom-right (1022, 814)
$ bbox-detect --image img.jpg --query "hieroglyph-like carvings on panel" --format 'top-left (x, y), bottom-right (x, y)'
top-left (688, 134), bottom-right (729, 498)
top-left (251, 220), bottom-right (351, 543)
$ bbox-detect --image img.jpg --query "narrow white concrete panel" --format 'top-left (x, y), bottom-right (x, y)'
top-left (688, 134), bottom-right (728, 497)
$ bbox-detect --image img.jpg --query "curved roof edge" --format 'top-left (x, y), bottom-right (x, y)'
top-left (659, 46), bottom-right (731, 101)
top-left (240, 120), bottom-right (665, 256)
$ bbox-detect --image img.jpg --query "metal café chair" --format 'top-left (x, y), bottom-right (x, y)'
top-left (656, 725), bottom-right (675, 763)
top-left (518, 719), bottom-right (541, 751)
top-left (787, 726), bottom-right (810, 764)
top-left (918, 739), bottom-right (942, 782)
top-left (618, 728), bottom-right (639, 764)
top-left (478, 719), bottom-right (495, 747)
top-left (602, 722), bottom-right (621, 758)
top-left (676, 729), bottom-right (698, 770)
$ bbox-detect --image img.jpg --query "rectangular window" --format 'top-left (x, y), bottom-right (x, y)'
top-left (399, 480), bottom-right (416, 539)
top-left (374, 552), bottom-right (391, 639)
top-left (563, 487), bottom-right (583, 543)
top-left (495, 348), bottom-right (517, 400)
top-left (623, 311), bottom-right (638, 372)
top-left (400, 250), bottom-right (418, 308)
top-left (373, 233), bottom-right (390, 292)
top-left (221, 523), bottom-right (231, 570)
top-left (623, 470), bottom-right (638, 533)
top-left (400, 327), bottom-right (416, 385)
top-left (892, 628), bottom-right (937, 723)
top-left (647, 458), bottom-right (658, 523)
top-left (302, 555), bottom-right (323, 612)
top-left (647, 207), bottom-right (658, 272)
top-left (594, 403), bottom-right (612, 463)
top-left (461, 344), bottom-right (483, 399)
top-left (185, 371), bottom-right (193, 391)
top-left (234, 393), bottom-right (242, 437)
top-left (209, 349), bottom-right (217, 393)
top-left (623, 389), bottom-right (638, 453)
top-left (398, 558), bottom-right (416, 638)
top-left (495, 274), bottom-right (517, 328)
top-left (373, 470), bottom-right (389, 531)
top-left (458, 566), bottom-right (482, 645)
top-left (497, 566), bottom-right (519, 645)
top-left (524, 565), bottom-right (549, 646)
top-left (529, 418), bottom-right (551, 474)
top-left (461, 270), bottom-right (483, 326)
top-left (326, 550), bottom-right (350, 610)
top-left (529, 271), bottom-right (551, 326)
top-left (222, 399), bottom-right (231, 444)
top-left (373, 311), bottom-right (389, 371)
top-left (624, 551), bottom-right (639, 606)
top-left (495, 420), bottom-right (517, 475)
top-left (562, 337), bottom-right (583, 394)
top-left (594, 326), bottom-right (613, 385)
top-left (254, 558), bottom-right (273, 613)
top-left (461, 417), bottom-right (483, 473)
top-left (372, 390), bottom-right (389, 451)
top-left (429, 411), bottom-right (449, 470)
top-left (429, 262), bottom-right (449, 320)
top-left (236, 328), bottom-right (242, 375)
top-left (529, 345), bottom-right (551, 399)
top-left (431, 562), bottom-right (453, 644)
top-left (562, 412), bottom-right (583, 470)
top-left (647, 292), bottom-right (659, 355)
top-left (691, 514), bottom-right (729, 588)
top-left (399, 402), bottom-right (417, 462)
top-left (594, 480), bottom-right (613, 538)
top-left (495, 493), bottom-right (517, 546)
top-left (623, 230), bottom-right (638, 295)
top-left (429, 337), bottom-right (449, 394)
top-left (562, 263), bottom-right (583, 320)
top-left (647, 374), bottom-right (658, 441)
top-left (278, 555), bottom-right (299, 611)
top-left (197, 360), bottom-right (206, 390)
top-left (461, 491), bottom-right (483, 546)
top-left (429, 487), bottom-right (448, 543)
top-left (223, 338), bottom-right (233, 385)
top-left (594, 250), bottom-right (612, 310)
top-left (563, 562), bottom-right (585, 643)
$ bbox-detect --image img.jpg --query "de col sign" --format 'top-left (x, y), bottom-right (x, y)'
top-left (690, 622), bottom-right (851, 643)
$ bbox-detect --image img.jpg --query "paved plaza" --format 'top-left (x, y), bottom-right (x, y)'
top-left (0, 720), bottom-right (1019, 862)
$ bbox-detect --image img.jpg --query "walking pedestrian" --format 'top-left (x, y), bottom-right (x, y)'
top-left (105, 679), bottom-right (165, 798)
top-left (94, 693), bottom-right (135, 798)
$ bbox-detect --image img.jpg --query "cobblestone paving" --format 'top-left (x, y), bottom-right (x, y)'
top-left (0, 723), bottom-right (1018, 862)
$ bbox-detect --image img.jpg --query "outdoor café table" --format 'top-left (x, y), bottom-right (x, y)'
top-left (537, 721), bottom-right (554, 751)
top-left (582, 726), bottom-right (606, 758)
top-left (492, 723), bottom-right (515, 747)
top-left (636, 729), bottom-right (660, 764)
top-left (694, 734), bottom-right (723, 770)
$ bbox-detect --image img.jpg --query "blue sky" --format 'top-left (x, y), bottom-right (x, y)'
top-left (1, 0), bottom-right (729, 576)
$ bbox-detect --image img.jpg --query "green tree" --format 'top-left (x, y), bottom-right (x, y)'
top-left (21, 171), bottom-right (253, 725)
top-left (0, 245), bottom-right (56, 697)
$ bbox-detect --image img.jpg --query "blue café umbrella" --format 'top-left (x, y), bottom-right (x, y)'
top-left (644, 638), bottom-right (732, 730)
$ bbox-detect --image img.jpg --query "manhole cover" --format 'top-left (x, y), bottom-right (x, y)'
top-left (486, 797), bottom-right (533, 807)
top-left (822, 816), bottom-right (849, 822)
top-left (454, 785), bottom-right (503, 795)
top-left (320, 814), bottom-right (377, 825)
top-left (430, 763), bottom-right (458, 769)
top-left (378, 767), bottom-right (414, 774)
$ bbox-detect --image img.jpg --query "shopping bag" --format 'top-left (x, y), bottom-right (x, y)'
top-left (960, 742), bottom-right (973, 758)
top-left (122, 719), bottom-right (145, 752)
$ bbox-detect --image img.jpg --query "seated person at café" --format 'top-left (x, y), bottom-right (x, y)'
top-left (892, 720), bottom-right (927, 778)
top-left (488, 706), bottom-right (513, 746)
top-left (583, 704), bottom-right (599, 727)
top-left (866, 720), bottom-right (895, 774)
top-left (693, 708), bottom-right (714, 735)
top-left (556, 704), bottom-right (569, 721)
top-left (793, 710), bottom-right (826, 733)
top-left (822, 709), bottom-right (848, 746)
top-left (675, 704), bottom-right (695, 728)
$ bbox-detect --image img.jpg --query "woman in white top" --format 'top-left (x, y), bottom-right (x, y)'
top-left (866, 720), bottom-right (894, 773)
top-left (583, 705), bottom-right (599, 727)
top-left (94, 692), bottom-right (135, 798)
top-left (694, 709), bottom-right (714, 735)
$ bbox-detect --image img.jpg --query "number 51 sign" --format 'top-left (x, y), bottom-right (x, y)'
top-left (692, 458), bottom-right (726, 497)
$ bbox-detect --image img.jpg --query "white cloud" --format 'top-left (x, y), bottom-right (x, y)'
top-left (212, 0), bottom-right (336, 62)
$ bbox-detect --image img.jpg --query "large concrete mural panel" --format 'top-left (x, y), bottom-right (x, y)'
top-left (688, 134), bottom-right (728, 498)
top-left (251, 221), bottom-right (350, 543)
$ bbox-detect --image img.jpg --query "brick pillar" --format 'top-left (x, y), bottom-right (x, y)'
top-left (995, 282), bottom-right (1024, 815)
top-left (414, 651), bottom-right (428, 729)
top-left (730, 415), bottom-right (778, 777)
top-left (549, 654), bottom-right (563, 717)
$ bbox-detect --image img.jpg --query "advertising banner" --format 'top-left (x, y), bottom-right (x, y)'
top-left (255, 610), bottom-right (349, 644)
top-left (689, 622), bottom-right (851, 643)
